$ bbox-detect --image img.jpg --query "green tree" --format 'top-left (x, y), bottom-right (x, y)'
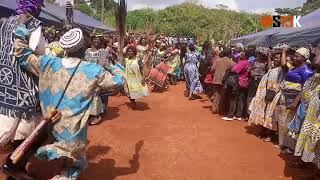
top-left (75, 3), bottom-right (94, 16)
top-left (301, 0), bottom-right (320, 15)
top-left (275, 7), bottom-right (301, 15)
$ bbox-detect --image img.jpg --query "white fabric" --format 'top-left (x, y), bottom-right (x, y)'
top-left (0, 114), bottom-right (20, 146)
top-left (62, 57), bottom-right (81, 68)
top-left (29, 26), bottom-right (42, 52)
top-left (0, 114), bottom-right (41, 146)
top-left (15, 115), bottom-right (41, 140)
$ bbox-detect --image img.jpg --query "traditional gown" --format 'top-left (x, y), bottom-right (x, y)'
top-left (0, 15), bottom-right (42, 146)
top-left (148, 49), bottom-right (170, 88)
top-left (124, 57), bottom-right (148, 99)
top-left (167, 50), bottom-right (181, 76)
top-left (14, 26), bottom-right (124, 180)
top-left (249, 67), bottom-right (283, 131)
top-left (277, 65), bottom-right (313, 149)
top-left (85, 49), bottom-right (102, 116)
top-left (184, 52), bottom-right (203, 95)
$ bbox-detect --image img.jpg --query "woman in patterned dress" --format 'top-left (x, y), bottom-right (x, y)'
top-left (277, 47), bottom-right (314, 154)
top-left (137, 37), bottom-right (148, 64)
top-left (249, 50), bottom-right (283, 142)
top-left (184, 43), bottom-right (204, 100)
top-left (148, 43), bottom-right (170, 91)
top-left (124, 46), bottom-right (148, 109)
top-left (284, 49), bottom-right (320, 170)
top-left (84, 36), bottom-right (110, 125)
top-left (167, 43), bottom-right (181, 85)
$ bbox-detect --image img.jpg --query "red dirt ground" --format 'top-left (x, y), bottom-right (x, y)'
top-left (0, 83), bottom-right (312, 180)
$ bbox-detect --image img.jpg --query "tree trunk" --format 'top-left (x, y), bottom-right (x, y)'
top-left (101, 0), bottom-right (105, 22)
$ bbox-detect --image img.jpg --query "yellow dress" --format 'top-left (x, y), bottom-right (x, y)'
top-left (125, 58), bottom-right (148, 99)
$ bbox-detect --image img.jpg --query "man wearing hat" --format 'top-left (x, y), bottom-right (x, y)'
top-left (13, 26), bottom-right (125, 179)
top-left (0, 0), bottom-right (46, 179)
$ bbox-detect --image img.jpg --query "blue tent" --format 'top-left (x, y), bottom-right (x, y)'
top-left (0, 0), bottom-right (115, 33)
top-left (231, 9), bottom-right (320, 47)
top-left (270, 9), bottom-right (320, 47)
top-left (231, 27), bottom-right (282, 46)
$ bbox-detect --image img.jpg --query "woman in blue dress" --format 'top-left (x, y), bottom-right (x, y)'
top-left (277, 47), bottom-right (314, 154)
top-left (184, 44), bottom-right (204, 100)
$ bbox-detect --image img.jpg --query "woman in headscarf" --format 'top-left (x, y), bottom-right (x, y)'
top-left (232, 43), bottom-right (244, 63)
top-left (148, 43), bottom-right (170, 91)
top-left (292, 49), bottom-right (320, 171)
top-left (249, 47), bottom-right (283, 142)
top-left (167, 43), bottom-right (181, 85)
top-left (277, 47), bottom-right (314, 154)
top-left (124, 45), bottom-right (148, 109)
top-left (184, 43), bottom-right (204, 100)
top-left (247, 47), bottom-right (269, 117)
top-left (14, 27), bottom-right (124, 180)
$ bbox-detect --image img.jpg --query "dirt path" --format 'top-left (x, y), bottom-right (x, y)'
top-left (0, 83), bottom-right (310, 180)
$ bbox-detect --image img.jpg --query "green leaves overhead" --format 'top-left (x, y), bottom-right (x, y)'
top-left (126, 3), bottom-right (263, 43)
top-left (74, 1), bottom-right (263, 42)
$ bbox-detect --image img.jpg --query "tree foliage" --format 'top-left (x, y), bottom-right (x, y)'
top-left (301, 0), bottom-right (320, 15)
top-left (275, 7), bottom-right (301, 15)
top-left (275, 0), bottom-right (320, 16)
top-left (123, 3), bottom-right (263, 43)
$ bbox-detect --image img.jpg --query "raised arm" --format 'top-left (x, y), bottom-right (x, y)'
top-left (97, 67), bottom-right (125, 91)
top-left (281, 48), bottom-right (289, 71)
top-left (13, 25), bottom-right (41, 76)
top-left (267, 51), bottom-right (273, 70)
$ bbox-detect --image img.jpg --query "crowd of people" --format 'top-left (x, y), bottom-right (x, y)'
top-left (210, 43), bottom-right (320, 176)
top-left (1, 0), bottom-right (320, 179)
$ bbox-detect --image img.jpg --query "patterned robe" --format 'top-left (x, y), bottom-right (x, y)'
top-left (184, 52), bottom-right (203, 95)
top-left (15, 26), bottom-right (124, 179)
top-left (249, 67), bottom-right (282, 131)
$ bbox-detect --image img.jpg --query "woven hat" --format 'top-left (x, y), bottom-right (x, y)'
top-left (59, 28), bottom-right (84, 53)
top-left (296, 47), bottom-right (310, 60)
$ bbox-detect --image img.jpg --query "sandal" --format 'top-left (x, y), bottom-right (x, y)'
top-left (89, 116), bottom-right (102, 126)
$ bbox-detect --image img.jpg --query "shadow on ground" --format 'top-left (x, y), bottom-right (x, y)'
top-left (279, 153), bottom-right (317, 180)
top-left (80, 140), bottom-right (144, 180)
top-left (104, 106), bottom-right (121, 121)
top-left (124, 102), bottom-right (151, 111)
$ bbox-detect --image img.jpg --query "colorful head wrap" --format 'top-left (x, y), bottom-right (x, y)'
top-left (296, 47), bottom-right (310, 60)
top-left (235, 43), bottom-right (244, 50)
top-left (16, 0), bottom-right (44, 15)
top-left (59, 28), bottom-right (84, 53)
top-left (256, 47), bottom-right (270, 56)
